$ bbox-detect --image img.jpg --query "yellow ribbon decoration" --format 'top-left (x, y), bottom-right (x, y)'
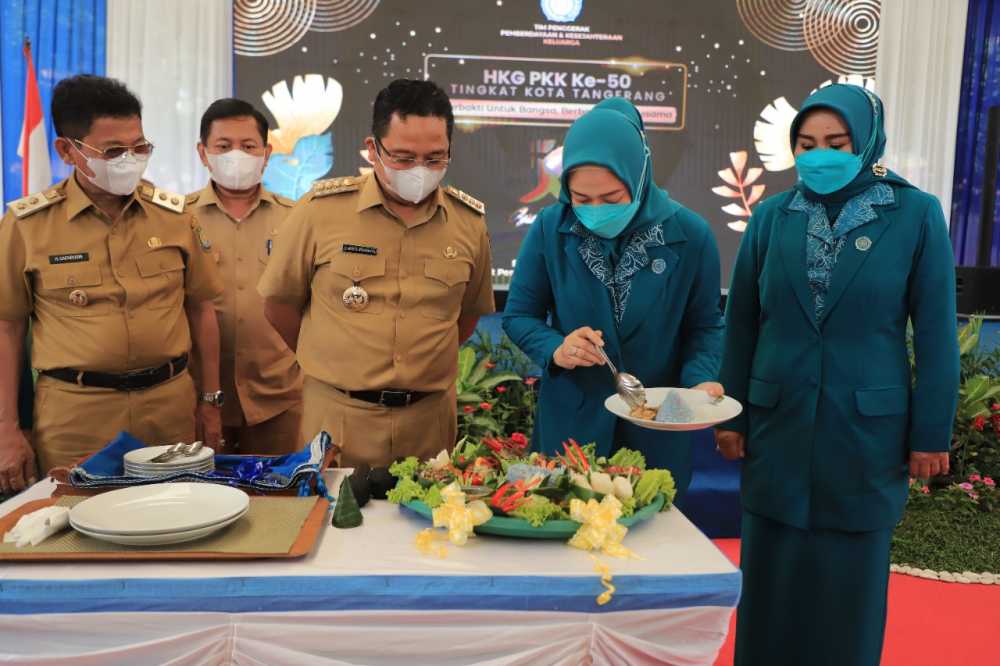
top-left (415, 528), bottom-right (449, 558)
top-left (567, 495), bottom-right (635, 558)
top-left (430, 482), bottom-right (492, 546)
top-left (591, 555), bottom-right (616, 605)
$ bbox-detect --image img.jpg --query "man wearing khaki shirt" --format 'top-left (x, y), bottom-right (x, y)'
top-left (260, 79), bottom-right (495, 468)
top-left (0, 75), bottom-right (224, 491)
top-left (189, 99), bottom-right (302, 455)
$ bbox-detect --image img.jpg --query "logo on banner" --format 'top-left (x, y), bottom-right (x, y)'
top-left (540, 0), bottom-right (583, 22)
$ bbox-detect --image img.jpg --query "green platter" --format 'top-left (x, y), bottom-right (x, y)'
top-left (401, 493), bottom-right (665, 539)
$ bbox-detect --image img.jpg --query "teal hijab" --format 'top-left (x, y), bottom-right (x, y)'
top-left (789, 84), bottom-right (913, 206)
top-left (560, 98), bottom-right (679, 238)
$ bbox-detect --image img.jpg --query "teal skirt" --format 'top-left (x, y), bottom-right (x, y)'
top-left (735, 510), bottom-right (892, 666)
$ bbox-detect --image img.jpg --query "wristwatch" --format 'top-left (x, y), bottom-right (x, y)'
top-left (200, 390), bottom-right (225, 407)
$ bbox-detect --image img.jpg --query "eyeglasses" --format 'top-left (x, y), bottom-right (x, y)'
top-left (375, 138), bottom-right (450, 170)
top-left (73, 138), bottom-right (155, 160)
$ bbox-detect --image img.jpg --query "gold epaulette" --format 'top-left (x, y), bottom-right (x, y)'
top-left (445, 185), bottom-right (485, 215)
top-left (311, 176), bottom-right (362, 198)
top-left (139, 182), bottom-right (185, 213)
top-left (7, 187), bottom-right (65, 219)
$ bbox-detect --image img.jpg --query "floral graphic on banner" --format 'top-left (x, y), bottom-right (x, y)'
top-left (262, 75), bottom-right (343, 154)
top-left (754, 74), bottom-right (876, 175)
top-left (754, 97), bottom-right (799, 173)
top-left (260, 75), bottom-right (341, 198)
top-left (263, 135), bottom-right (334, 200)
top-left (713, 151), bottom-right (765, 233)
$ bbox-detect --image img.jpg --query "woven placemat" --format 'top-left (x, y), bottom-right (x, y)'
top-left (0, 495), bottom-right (317, 555)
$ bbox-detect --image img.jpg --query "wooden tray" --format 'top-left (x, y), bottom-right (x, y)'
top-left (0, 495), bottom-right (329, 562)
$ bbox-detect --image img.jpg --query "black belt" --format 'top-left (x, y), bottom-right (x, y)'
top-left (41, 354), bottom-right (188, 392)
top-left (340, 388), bottom-right (430, 408)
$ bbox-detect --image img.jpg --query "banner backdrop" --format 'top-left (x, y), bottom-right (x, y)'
top-left (234, 0), bottom-right (882, 284)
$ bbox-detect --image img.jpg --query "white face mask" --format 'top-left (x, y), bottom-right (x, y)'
top-left (375, 150), bottom-right (446, 204)
top-left (206, 149), bottom-right (266, 191)
top-left (73, 143), bottom-right (149, 196)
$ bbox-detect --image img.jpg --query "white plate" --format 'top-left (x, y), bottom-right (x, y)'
top-left (124, 468), bottom-right (214, 479)
top-left (125, 462), bottom-right (214, 474)
top-left (124, 445), bottom-right (215, 467)
top-left (125, 463), bottom-right (214, 473)
top-left (72, 505), bottom-right (247, 536)
top-left (125, 463), bottom-right (213, 472)
top-left (69, 482), bottom-right (249, 535)
top-left (72, 508), bottom-right (247, 545)
top-left (605, 387), bottom-right (743, 431)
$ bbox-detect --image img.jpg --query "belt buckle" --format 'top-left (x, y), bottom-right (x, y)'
top-left (379, 390), bottom-right (410, 407)
top-left (120, 365), bottom-right (157, 391)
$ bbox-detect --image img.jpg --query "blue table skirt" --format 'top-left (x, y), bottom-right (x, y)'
top-left (0, 572), bottom-right (742, 615)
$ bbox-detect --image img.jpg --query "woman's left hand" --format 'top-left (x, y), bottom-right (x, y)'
top-left (692, 381), bottom-right (725, 398)
top-left (909, 451), bottom-right (950, 480)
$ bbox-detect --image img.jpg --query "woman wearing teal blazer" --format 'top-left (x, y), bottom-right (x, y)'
top-left (716, 85), bottom-right (959, 665)
top-left (503, 98), bottom-right (724, 504)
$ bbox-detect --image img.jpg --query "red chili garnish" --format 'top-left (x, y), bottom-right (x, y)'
top-left (490, 478), bottom-right (541, 512)
top-left (569, 439), bottom-right (590, 471)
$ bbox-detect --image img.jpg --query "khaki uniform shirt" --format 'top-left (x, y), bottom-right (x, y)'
top-left (0, 175), bottom-right (223, 372)
top-left (258, 173), bottom-right (495, 392)
top-left (187, 184), bottom-right (302, 427)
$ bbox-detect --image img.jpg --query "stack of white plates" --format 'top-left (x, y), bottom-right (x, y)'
top-left (124, 444), bottom-right (215, 478)
top-left (69, 483), bottom-right (250, 546)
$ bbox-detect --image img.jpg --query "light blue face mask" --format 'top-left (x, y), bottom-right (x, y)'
top-left (793, 149), bottom-right (862, 195)
top-left (573, 150), bottom-right (649, 239)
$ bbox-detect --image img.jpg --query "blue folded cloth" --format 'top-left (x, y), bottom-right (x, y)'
top-left (69, 431), bottom-right (332, 497)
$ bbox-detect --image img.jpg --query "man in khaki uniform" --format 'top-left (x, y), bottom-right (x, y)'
top-left (0, 75), bottom-right (224, 491)
top-left (189, 98), bottom-right (302, 455)
top-left (260, 79), bottom-right (494, 468)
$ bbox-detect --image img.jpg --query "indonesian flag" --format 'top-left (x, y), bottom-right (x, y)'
top-left (17, 40), bottom-right (51, 196)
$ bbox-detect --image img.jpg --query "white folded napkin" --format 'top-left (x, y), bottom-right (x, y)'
top-left (3, 506), bottom-right (70, 547)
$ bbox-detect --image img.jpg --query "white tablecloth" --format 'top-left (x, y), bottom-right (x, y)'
top-left (0, 473), bottom-right (740, 665)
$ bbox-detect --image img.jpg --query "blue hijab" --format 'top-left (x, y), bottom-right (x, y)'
top-left (789, 84), bottom-right (913, 206)
top-left (560, 98), bottom-right (679, 238)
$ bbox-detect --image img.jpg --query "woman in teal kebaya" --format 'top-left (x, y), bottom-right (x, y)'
top-left (716, 84), bottom-right (960, 665)
top-left (503, 98), bottom-right (725, 505)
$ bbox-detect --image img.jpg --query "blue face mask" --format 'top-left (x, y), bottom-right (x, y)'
top-left (573, 152), bottom-right (648, 239)
top-left (794, 148), bottom-right (862, 195)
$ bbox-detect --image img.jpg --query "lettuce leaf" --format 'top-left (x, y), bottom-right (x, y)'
top-left (607, 448), bottom-right (647, 471)
top-left (389, 456), bottom-right (420, 479)
top-left (510, 495), bottom-right (566, 527)
top-left (423, 485), bottom-right (444, 509)
top-left (387, 477), bottom-right (425, 504)
top-left (635, 469), bottom-right (677, 510)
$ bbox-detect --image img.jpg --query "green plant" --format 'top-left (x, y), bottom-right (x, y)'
top-left (456, 332), bottom-right (540, 441)
top-left (456, 345), bottom-right (521, 440)
top-left (465, 329), bottom-right (538, 377)
top-left (950, 317), bottom-right (1000, 479)
top-left (909, 317), bottom-right (1000, 480)
top-left (893, 475), bottom-right (1000, 573)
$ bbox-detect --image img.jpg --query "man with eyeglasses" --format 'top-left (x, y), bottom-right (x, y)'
top-left (186, 98), bottom-right (302, 455)
top-left (259, 79), bottom-right (494, 468)
top-left (0, 75), bottom-right (224, 491)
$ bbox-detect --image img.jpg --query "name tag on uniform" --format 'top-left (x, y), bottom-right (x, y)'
top-left (266, 239), bottom-right (273, 256)
top-left (49, 253), bottom-right (89, 264)
top-left (342, 244), bottom-right (378, 256)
